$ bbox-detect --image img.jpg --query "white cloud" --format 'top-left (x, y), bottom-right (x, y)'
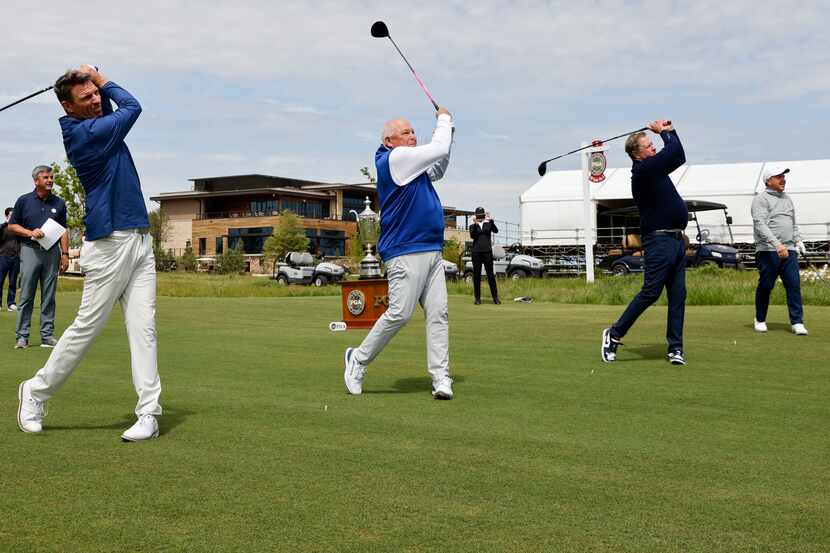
top-left (1, 0), bottom-right (827, 222)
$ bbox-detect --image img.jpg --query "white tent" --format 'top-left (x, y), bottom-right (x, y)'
top-left (520, 159), bottom-right (830, 246)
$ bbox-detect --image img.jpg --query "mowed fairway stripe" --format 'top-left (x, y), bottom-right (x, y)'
top-left (1, 292), bottom-right (828, 553)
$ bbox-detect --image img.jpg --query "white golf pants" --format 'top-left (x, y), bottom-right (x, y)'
top-left (28, 230), bottom-right (162, 416)
top-left (354, 250), bottom-right (449, 381)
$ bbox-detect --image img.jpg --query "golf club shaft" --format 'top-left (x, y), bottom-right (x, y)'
top-left (537, 124), bottom-right (677, 176)
top-left (546, 127), bottom-right (647, 164)
top-left (0, 85), bottom-right (54, 113)
top-left (386, 36), bottom-right (440, 111)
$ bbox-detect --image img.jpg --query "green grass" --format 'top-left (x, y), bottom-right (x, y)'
top-left (57, 267), bottom-right (830, 305)
top-left (2, 294), bottom-right (828, 552)
top-left (448, 266), bottom-right (830, 306)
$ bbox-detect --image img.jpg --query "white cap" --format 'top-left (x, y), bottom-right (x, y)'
top-left (762, 165), bottom-right (790, 184)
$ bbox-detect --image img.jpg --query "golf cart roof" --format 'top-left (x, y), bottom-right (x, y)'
top-left (604, 200), bottom-right (728, 217)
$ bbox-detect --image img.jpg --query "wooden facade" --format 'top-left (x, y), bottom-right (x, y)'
top-left (151, 174), bottom-right (473, 273)
top-left (192, 215), bottom-right (357, 257)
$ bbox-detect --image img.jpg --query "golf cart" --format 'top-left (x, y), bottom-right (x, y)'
top-left (462, 244), bottom-right (545, 282)
top-left (442, 259), bottom-right (460, 281)
top-left (273, 252), bottom-right (345, 286)
top-left (599, 200), bottom-right (743, 274)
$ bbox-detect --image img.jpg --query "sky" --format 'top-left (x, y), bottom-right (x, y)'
top-left (1, 1), bottom-right (828, 225)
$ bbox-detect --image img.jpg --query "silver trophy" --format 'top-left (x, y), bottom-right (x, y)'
top-left (350, 197), bottom-right (382, 279)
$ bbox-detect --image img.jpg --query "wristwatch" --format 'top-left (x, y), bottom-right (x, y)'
top-left (61, 251), bottom-right (69, 257)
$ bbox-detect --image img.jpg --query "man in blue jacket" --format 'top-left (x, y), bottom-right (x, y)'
top-left (602, 120), bottom-right (689, 365)
top-left (17, 66), bottom-right (162, 441)
top-left (344, 108), bottom-right (455, 399)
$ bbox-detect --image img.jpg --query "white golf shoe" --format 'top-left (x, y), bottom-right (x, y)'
top-left (121, 415), bottom-right (159, 442)
top-left (754, 319), bottom-right (768, 332)
top-left (343, 347), bottom-right (366, 395)
top-left (431, 376), bottom-right (454, 400)
top-left (792, 323), bottom-right (809, 336)
top-left (17, 380), bottom-right (47, 433)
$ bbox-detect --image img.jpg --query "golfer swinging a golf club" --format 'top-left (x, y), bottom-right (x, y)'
top-left (17, 65), bottom-right (162, 441)
top-left (344, 107), bottom-right (455, 399)
top-left (602, 119), bottom-right (689, 366)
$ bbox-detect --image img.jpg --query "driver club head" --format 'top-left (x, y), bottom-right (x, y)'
top-left (537, 162), bottom-right (547, 177)
top-left (370, 21), bottom-right (389, 38)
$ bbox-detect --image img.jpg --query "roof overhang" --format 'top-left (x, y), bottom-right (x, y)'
top-left (150, 187), bottom-right (332, 202)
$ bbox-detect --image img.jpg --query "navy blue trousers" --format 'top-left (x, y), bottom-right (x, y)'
top-left (0, 255), bottom-right (19, 307)
top-left (755, 250), bottom-right (803, 324)
top-left (612, 234), bottom-right (687, 352)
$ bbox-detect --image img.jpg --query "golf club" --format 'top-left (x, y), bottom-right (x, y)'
top-left (536, 123), bottom-right (671, 176)
top-left (0, 85), bottom-right (54, 114)
top-left (370, 20), bottom-right (440, 111)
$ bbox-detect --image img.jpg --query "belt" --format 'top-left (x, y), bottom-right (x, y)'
top-left (22, 241), bottom-right (54, 252)
top-left (115, 227), bottom-right (150, 235)
top-left (650, 229), bottom-right (684, 239)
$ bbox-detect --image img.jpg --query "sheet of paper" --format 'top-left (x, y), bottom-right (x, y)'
top-left (35, 217), bottom-right (66, 251)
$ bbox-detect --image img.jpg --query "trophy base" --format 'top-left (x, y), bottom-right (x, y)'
top-left (340, 278), bottom-right (389, 329)
top-left (358, 258), bottom-right (382, 280)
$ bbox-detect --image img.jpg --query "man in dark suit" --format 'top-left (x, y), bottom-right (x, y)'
top-left (0, 207), bottom-right (21, 312)
top-left (469, 207), bottom-right (500, 305)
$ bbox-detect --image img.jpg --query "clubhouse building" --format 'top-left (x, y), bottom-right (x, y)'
top-left (151, 174), bottom-right (473, 272)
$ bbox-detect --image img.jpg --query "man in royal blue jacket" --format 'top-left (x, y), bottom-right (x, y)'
top-left (602, 120), bottom-right (689, 366)
top-left (17, 66), bottom-right (162, 441)
top-left (344, 108), bottom-right (455, 399)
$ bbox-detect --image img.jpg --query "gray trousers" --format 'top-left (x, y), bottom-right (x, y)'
top-left (354, 250), bottom-right (450, 381)
top-left (16, 245), bottom-right (60, 340)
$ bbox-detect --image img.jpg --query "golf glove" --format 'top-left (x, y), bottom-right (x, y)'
top-left (796, 241), bottom-right (807, 256)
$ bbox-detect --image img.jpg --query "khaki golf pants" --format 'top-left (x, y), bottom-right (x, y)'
top-left (28, 230), bottom-right (162, 416)
top-left (354, 250), bottom-right (449, 381)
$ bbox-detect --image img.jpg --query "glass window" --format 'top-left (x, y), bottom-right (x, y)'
top-left (228, 227), bottom-right (274, 254)
top-left (305, 229), bottom-right (318, 254)
top-left (281, 198), bottom-right (327, 219)
top-left (198, 238), bottom-right (206, 256)
top-left (250, 199), bottom-right (278, 215)
top-left (319, 229), bottom-right (345, 256)
top-left (215, 237), bottom-right (224, 254)
top-left (343, 195), bottom-right (372, 221)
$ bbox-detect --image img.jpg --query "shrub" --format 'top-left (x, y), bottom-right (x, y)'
top-left (443, 238), bottom-right (463, 267)
top-left (177, 247), bottom-right (197, 272)
top-left (216, 244), bottom-right (246, 274)
top-left (154, 247), bottom-right (177, 272)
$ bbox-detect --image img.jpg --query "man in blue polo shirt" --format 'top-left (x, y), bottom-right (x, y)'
top-left (7, 166), bottom-right (69, 349)
top-left (17, 65), bottom-right (162, 442)
top-left (602, 120), bottom-right (689, 366)
top-left (343, 107), bottom-right (455, 399)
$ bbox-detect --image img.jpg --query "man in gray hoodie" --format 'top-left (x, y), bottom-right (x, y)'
top-left (751, 166), bottom-right (808, 335)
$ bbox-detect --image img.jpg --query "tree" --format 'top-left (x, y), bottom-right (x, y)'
top-left (216, 243), bottom-right (246, 274)
top-left (149, 207), bottom-right (171, 246)
top-left (262, 211), bottom-right (310, 272)
top-left (443, 237), bottom-right (463, 268)
top-left (177, 246), bottom-right (197, 272)
top-left (51, 160), bottom-right (85, 246)
top-left (360, 166), bottom-right (376, 184)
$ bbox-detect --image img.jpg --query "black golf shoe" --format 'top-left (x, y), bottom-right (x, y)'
top-left (667, 351), bottom-right (686, 365)
top-left (601, 328), bottom-right (622, 362)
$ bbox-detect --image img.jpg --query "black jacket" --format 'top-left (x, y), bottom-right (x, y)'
top-left (469, 220), bottom-right (498, 254)
top-left (0, 222), bottom-right (20, 257)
